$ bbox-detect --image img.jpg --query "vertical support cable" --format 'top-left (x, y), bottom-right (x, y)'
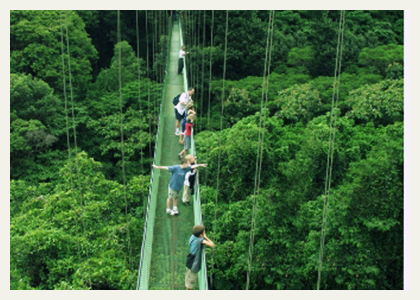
top-left (59, 10), bottom-right (82, 272)
top-left (212, 10), bottom-right (229, 290)
top-left (200, 11), bottom-right (206, 133)
top-left (159, 10), bottom-right (162, 83)
top-left (117, 9), bottom-right (132, 270)
top-left (246, 10), bottom-right (274, 290)
top-left (189, 11), bottom-right (194, 88)
top-left (64, 11), bottom-right (92, 289)
top-left (135, 10), bottom-right (144, 175)
top-left (196, 11), bottom-right (201, 110)
top-left (146, 11), bottom-right (152, 157)
top-left (317, 10), bottom-right (346, 290)
top-left (205, 10), bottom-right (214, 186)
top-left (153, 11), bottom-right (158, 134)
top-left (190, 11), bottom-right (194, 88)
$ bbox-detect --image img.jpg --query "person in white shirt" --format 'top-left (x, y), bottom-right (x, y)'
top-left (178, 45), bottom-right (189, 75)
top-left (174, 87), bottom-right (194, 135)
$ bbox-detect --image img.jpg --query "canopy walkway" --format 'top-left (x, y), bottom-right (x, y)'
top-left (136, 19), bottom-right (208, 290)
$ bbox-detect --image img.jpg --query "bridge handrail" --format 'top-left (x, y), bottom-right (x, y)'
top-left (179, 16), bottom-right (209, 291)
top-left (137, 16), bottom-right (173, 291)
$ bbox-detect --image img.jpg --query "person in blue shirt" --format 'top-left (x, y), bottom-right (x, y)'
top-left (153, 158), bottom-right (207, 215)
top-left (185, 225), bottom-right (215, 290)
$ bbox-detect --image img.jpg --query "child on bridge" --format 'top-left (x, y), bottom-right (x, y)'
top-left (182, 154), bottom-right (198, 206)
top-left (178, 112), bottom-right (196, 160)
top-left (185, 225), bottom-right (215, 290)
top-left (153, 157), bottom-right (207, 215)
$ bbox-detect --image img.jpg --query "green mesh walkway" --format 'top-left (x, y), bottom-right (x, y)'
top-left (137, 20), bottom-right (208, 290)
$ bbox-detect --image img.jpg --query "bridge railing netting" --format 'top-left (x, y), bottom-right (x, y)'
top-left (136, 17), bottom-right (208, 290)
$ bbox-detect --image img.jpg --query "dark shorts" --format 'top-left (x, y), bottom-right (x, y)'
top-left (175, 108), bottom-right (185, 121)
top-left (178, 58), bottom-right (184, 74)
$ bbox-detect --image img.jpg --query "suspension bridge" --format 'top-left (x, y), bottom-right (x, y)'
top-left (59, 10), bottom-right (346, 290)
top-left (136, 17), bottom-right (208, 290)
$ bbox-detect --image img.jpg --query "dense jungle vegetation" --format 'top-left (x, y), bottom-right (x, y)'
top-left (10, 10), bottom-right (404, 289)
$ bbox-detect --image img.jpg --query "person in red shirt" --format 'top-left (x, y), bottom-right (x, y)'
top-left (178, 113), bottom-right (196, 159)
top-left (179, 103), bottom-right (195, 145)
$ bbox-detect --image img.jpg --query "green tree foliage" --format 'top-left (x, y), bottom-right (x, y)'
top-left (311, 121), bottom-right (403, 289)
top-left (85, 41), bottom-right (160, 122)
top-left (345, 79), bottom-right (403, 125)
top-left (86, 107), bottom-right (152, 180)
top-left (222, 87), bottom-right (253, 126)
top-left (197, 68), bottom-right (403, 288)
top-left (345, 10), bottom-right (402, 46)
top-left (10, 10), bottom-right (403, 290)
top-left (202, 72), bottom-right (312, 130)
top-left (10, 10), bottom-right (98, 97)
top-left (188, 10), bottom-right (403, 83)
top-left (358, 44), bottom-right (404, 76)
top-left (87, 41), bottom-right (145, 102)
top-left (9, 73), bottom-right (80, 183)
top-left (385, 62), bottom-right (403, 80)
top-left (10, 73), bottom-right (65, 136)
top-left (10, 119), bottom-right (51, 156)
top-left (270, 83), bottom-right (321, 123)
top-left (310, 72), bottom-right (384, 115)
top-left (83, 41), bottom-right (160, 179)
top-left (198, 114), bottom-right (402, 289)
top-left (211, 10), bottom-right (269, 80)
top-left (287, 46), bottom-right (316, 73)
top-left (10, 119), bottom-right (59, 180)
top-left (10, 152), bottom-right (149, 290)
top-left (76, 10), bottom-right (167, 80)
top-left (10, 10), bottom-right (167, 290)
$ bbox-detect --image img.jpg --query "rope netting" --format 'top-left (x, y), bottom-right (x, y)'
top-left (137, 15), bottom-right (208, 290)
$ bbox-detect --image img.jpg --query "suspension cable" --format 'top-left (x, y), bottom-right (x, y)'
top-left (205, 10), bottom-right (214, 185)
top-left (146, 11), bottom-right (152, 157)
top-left (258, 11), bottom-right (275, 198)
top-left (317, 10), bottom-right (346, 290)
top-left (59, 11), bottom-right (81, 272)
top-left (204, 10), bottom-right (214, 186)
top-left (199, 11), bottom-right (205, 132)
top-left (64, 11), bottom-right (92, 289)
top-left (215, 10), bottom-right (229, 221)
top-left (189, 11), bottom-right (194, 88)
top-left (159, 10), bottom-right (162, 83)
top-left (246, 10), bottom-right (275, 290)
top-left (117, 10), bottom-right (132, 269)
top-left (195, 11), bottom-right (201, 109)
top-left (206, 10), bottom-right (214, 133)
top-left (153, 11), bottom-right (158, 134)
top-left (193, 10), bottom-right (196, 88)
top-left (212, 10), bottom-right (229, 288)
top-left (136, 11), bottom-right (144, 174)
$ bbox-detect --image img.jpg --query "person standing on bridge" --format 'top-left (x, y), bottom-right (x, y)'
top-left (182, 154), bottom-right (198, 206)
top-left (178, 45), bottom-right (189, 75)
top-left (185, 225), bottom-right (215, 290)
top-left (153, 159), bottom-right (207, 216)
top-left (174, 87), bottom-right (194, 136)
top-left (179, 103), bottom-right (196, 145)
top-left (178, 112), bottom-right (196, 160)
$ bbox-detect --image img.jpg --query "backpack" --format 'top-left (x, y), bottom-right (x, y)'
top-left (172, 93), bottom-right (183, 106)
